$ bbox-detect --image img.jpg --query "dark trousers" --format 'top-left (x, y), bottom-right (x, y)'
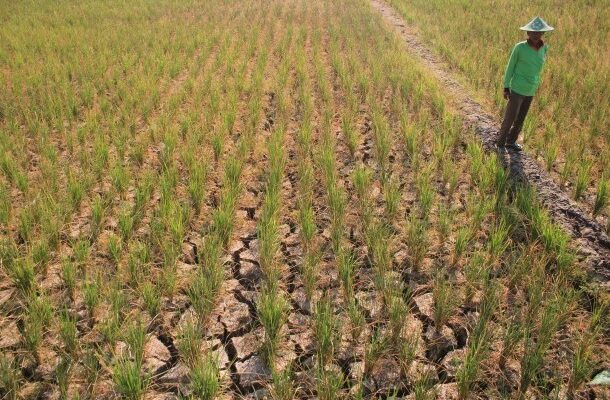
top-left (497, 91), bottom-right (533, 145)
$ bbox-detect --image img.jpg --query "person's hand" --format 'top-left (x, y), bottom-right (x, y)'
top-left (503, 88), bottom-right (510, 100)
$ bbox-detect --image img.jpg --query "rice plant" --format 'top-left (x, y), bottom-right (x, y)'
top-left (456, 281), bottom-right (498, 399)
top-left (519, 287), bottom-right (574, 397)
top-left (58, 310), bottom-right (78, 356)
top-left (113, 358), bottom-right (148, 400)
top-left (314, 292), bottom-right (341, 368)
top-left (316, 367), bottom-right (345, 400)
top-left (566, 301), bottom-right (606, 398)
top-left (0, 354), bottom-right (20, 400)
top-left (593, 177), bottom-right (608, 216)
top-left (432, 273), bottom-right (458, 332)
top-left (187, 262), bottom-right (224, 329)
top-left (190, 353), bottom-right (222, 400)
top-left (270, 367), bottom-right (296, 400)
top-left (258, 284), bottom-right (289, 366)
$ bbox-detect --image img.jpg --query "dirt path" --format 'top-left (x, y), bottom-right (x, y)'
top-left (369, 0), bottom-right (609, 286)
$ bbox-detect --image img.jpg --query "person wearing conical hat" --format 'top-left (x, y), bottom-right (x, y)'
top-left (497, 16), bottom-right (554, 152)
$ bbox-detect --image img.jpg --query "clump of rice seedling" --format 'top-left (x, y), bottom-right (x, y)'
top-left (110, 162), bottom-right (129, 195)
top-left (258, 215), bottom-right (280, 282)
top-left (371, 106), bottom-right (392, 178)
top-left (413, 373), bottom-right (434, 400)
top-left (67, 170), bottom-right (86, 209)
top-left (342, 112), bottom-right (358, 158)
top-left (347, 299), bottom-right (365, 342)
top-left (499, 314), bottom-right (523, 369)
top-left (327, 185), bottom-right (346, 254)
top-left (573, 161), bottom-right (591, 201)
top-left (190, 352), bottom-right (222, 400)
top-left (83, 279), bottom-right (100, 326)
top-left (593, 177), bottom-right (608, 215)
top-left (338, 249), bottom-right (356, 301)
top-left (364, 328), bottom-right (388, 375)
top-left (463, 250), bottom-right (489, 304)
top-left (386, 280), bottom-right (412, 347)
top-left (187, 263), bottom-right (224, 329)
top-left (118, 208), bottom-right (135, 243)
top-left (58, 310), bottom-right (78, 356)
top-left (432, 273), bottom-right (458, 332)
top-left (352, 164), bottom-right (374, 231)
top-left (8, 257), bottom-right (36, 296)
top-left (113, 358), bottom-right (148, 400)
top-left (188, 162), bottom-right (208, 213)
top-left (397, 333), bottom-right (420, 377)
top-left (141, 282), bottom-right (161, 319)
top-left (514, 186), bottom-right (576, 275)
top-left (125, 321), bottom-right (147, 368)
top-left (466, 193), bottom-right (492, 233)
top-left (383, 178), bottom-right (401, 222)
top-left (543, 143), bottom-right (558, 172)
top-left (437, 203), bottom-right (453, 243)
top-left (0, 354), bottom-right (20, 400)
top-left (0, 184), bottom-right (10, 227)
top-left (22, 312), bottom-right (43, 365)
top-left (316, 366), bottom-right (344, 400)
top-left (314, 292), bottom-right (341, 368)
top-left (133, 171), bottom-right (153, 218)
top-left (0, 154), bottom-right (28, 192)
top-left (212, 203), bottom-right (235, 248)
top-left (441, 158), bottom-right (460, 200)
top-left (82, 346), bottom-right (102, 392)
top-left (126, 241), bottom-right (151, 288)
top-left (298, 204), bottom-right (316, 251)
top-left (107, 233), bottom-right (122, 266)
top-left (100, 284), bottom-right (128, 344)
top-left (177, 319), bottom-right (203, 368)
top-left (17, 207), bottom-right (34, 244)
top-left (567, 301), bottom-right (606, 398)
top-left (519, 287), bottom-right (574, 397)
top-left (72, 238), bottom-right (91, 268)
top-left (60, 258), bottom-right (77, 300)
top-left (452, 226), bottom-right (472, 266)
top-left (405, 214), bottom-right (428, 271)
top-left (0, 238), bottom-right (17, 271)
top-left (55, 355), bottom-right (72, 399)
top-left (487, 216), bottom-right (511, 261)
top-left (258, 284), bottom-right (288, 366)
top-left (401, 114), bottom-right (419, 164)
top-left (456, 281), bottom-right (498, 399)
top-left (270, 367), bottom-right (295, 400)
top-left (303, 250), bottom-right (321, 301)
top-left (40, 209), bottom-right (60, 250)
top-left (113, 320), bottom-right (149, 398)
top-left (560, 150), bottom-right (577, 185)
top-left (415, 165), bottom-right (435, 219)
top-left (31, 239), bottom-right (51, 270)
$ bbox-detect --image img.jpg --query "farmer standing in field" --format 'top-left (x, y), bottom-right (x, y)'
top-left (497, 16), bottom-right (554, 152)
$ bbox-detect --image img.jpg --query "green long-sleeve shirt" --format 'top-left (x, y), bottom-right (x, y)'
top-left (503, 40), bottom-right (549, 97)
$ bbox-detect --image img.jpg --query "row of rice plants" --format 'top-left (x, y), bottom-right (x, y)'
top-left (179, 7), bottom-right (274, 398)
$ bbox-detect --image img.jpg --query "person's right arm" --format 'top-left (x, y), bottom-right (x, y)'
top-left (503, 44), bottom-right (519, 99)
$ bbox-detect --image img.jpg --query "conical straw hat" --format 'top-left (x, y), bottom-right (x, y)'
top-left (520, 16), bottom-right (554, 31)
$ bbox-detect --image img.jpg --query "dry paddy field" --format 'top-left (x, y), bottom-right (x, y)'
top-left (0, 0), bottom-right (608, 399)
